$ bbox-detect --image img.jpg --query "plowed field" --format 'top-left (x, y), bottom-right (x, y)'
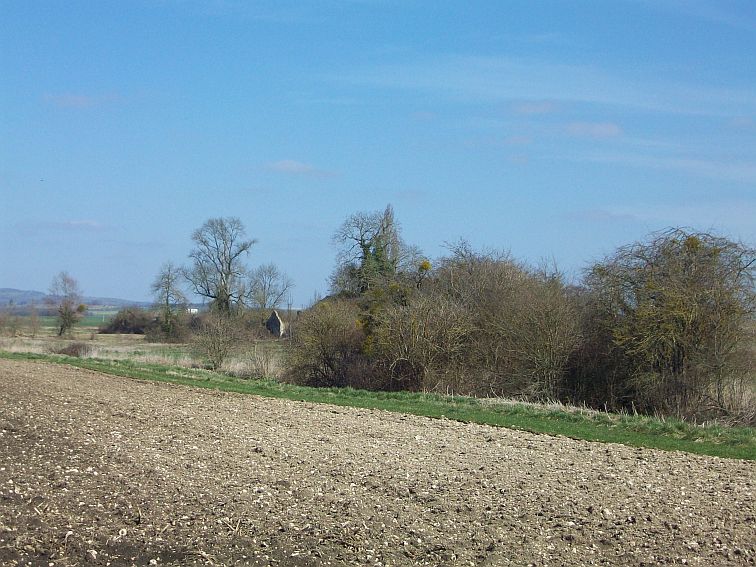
top-left (0, 359), bottom-right (753, 566)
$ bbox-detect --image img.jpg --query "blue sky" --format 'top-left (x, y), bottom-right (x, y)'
top-left (2, 0), bottom-right (755, 305)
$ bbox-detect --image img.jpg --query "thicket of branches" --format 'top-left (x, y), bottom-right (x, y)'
top-left (570, 229), bottom-right (755, 421)
top-left (288, 207), bottom-right (755, 424)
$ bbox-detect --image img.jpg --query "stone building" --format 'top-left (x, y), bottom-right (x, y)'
top-left (265, 310), bottom-right (285, 338)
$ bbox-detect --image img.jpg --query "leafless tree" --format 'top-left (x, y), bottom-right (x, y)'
top-left (286, 299), bottom-right (368, 388)
top-left (248, 263), bottom-right (294, 311)
top-left (184, 217), bottom-right (256, 315)
top-left (419, 242), bottom-right (580, 399)
top-left (151, 262), bottom-right (188, 339)
top-left (28, 302), bottom-right (41, 338)
top-left (373, 291), bottom-right (470, 391)
top-left (191, 312), bottom-right (243, 370)
top-left (49, 271), bottom-right (85, 337)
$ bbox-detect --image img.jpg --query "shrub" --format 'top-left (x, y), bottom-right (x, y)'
top-left (144, 313), bottom-right (191, 343)
top-left (372, 292), bottom-right (470, 391)
top-left (99, 308), bottom-right (154, 334)
top-left (585, 229), bottom-right (756, 421)
top-left (285, 299), bottom-right (370, 388)
top-left (425, 245), bottom-right (581, 399)
top-left (191, 312), bottom-right (244, 370)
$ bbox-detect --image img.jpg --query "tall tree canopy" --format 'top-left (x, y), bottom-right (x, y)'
top-left (152, 261), bottom-right (188, 338)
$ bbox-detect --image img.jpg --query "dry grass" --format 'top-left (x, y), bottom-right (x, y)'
top-left (223, 344), bottom-right (285, 379)
top-left (0, 331), bottom-right (286, 379)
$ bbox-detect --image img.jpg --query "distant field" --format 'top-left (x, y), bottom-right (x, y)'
top-left (37, 314), bottom-right (116, 329)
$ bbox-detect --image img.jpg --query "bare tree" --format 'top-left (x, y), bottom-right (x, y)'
top-left (49, 271), bottom-right (85, 337)
top-left (248, 263), bottom-right (294, 311)
top-left (373, 291), bottom-right (471, 391)
top-left (151, 262), bottom-right (188, 339)
top-left (0, 303), bottom-right (16, 336)
top-left (422, 242), bottom-right (580, 399)
top-left (184, 217), bottom-right (256, 315)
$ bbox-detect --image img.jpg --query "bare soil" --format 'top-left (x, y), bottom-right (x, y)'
top-left (0, 359), bottom-right (754, 566)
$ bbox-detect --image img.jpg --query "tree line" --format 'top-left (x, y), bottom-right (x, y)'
top-left (41, 217), bottom-right (294, 367)
top-left (289, 205), bottom-right (755, 424)
top-left (142, 217), bottom-right (294, 366)
top-left (33, 208), bottom-right (754, 424)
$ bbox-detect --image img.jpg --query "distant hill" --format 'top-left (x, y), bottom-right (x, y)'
top-left (0, 288), bottom-right (150, 309)
top-left (0, 288), bottom-right (48, 306)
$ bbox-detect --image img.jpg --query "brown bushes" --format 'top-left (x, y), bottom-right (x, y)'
top-left (99, 308), bottom-right (154, 334)
top-left (288, 244), bottom-right (580, 400)
top-left (287, 229), bottom-right (755, 424)
top-left (285, 299), bottom-right (372, 388)
top-left (578, 229), bottom-right (756, 422)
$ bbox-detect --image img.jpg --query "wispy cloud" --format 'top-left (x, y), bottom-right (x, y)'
top-left (639, 200), bottom-right (756, 237)
top-left (507, 154), bottom-right (529, 165)
top-left (580, 152), bottom-right (756, 184)
top-left (504, 135), bottom-right (532, 146)
top-left (337, 55), bottom-right (756, 116)
top-left (393, 189), bottom-right (427, 202)
top-left (17, 219), bottom-right (110, 234)
top-left (566, 122), bottom-right (623, 139)
top-left (266, 159), bottom-right (335, 178)
top-left (729, 116), bottom-right (755, 130)
top-left (159, 0), bottom-right (319, 24)
top-left (410, 111), bottom-right (437, 122)
top-left (599, 198), bottom-right (756, 238)
top-left (636, 0), bottom-right (756, 32)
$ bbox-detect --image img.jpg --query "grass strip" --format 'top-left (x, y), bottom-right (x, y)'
top-left (2, 351), bottom-right (754, 461)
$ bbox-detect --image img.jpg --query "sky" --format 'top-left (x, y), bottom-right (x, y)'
top-left (1, 0), bottom-right (755, 306)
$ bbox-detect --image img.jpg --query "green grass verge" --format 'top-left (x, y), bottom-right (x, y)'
top-left (2, 351), bottom-right (754, 461)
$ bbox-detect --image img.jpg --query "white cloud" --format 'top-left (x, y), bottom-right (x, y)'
top-left (61, 220), bottom-right (107, 230)
top-left (564, 209), bottom-right (639, 223)
top-left (266, 159), bottom-right (335, 178)
top-left (504, 135), bottom-right (532, 146)
top-left (618, 199), bottom-right (756, 240)
top-left (637, 0), bottom-right (756, 32)
top-left (410, 111), bottom-right (437, 122)
top-left (729, 116), bottom-right (755, 130)
top-left (17, 219), bottom-right (109, 234)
